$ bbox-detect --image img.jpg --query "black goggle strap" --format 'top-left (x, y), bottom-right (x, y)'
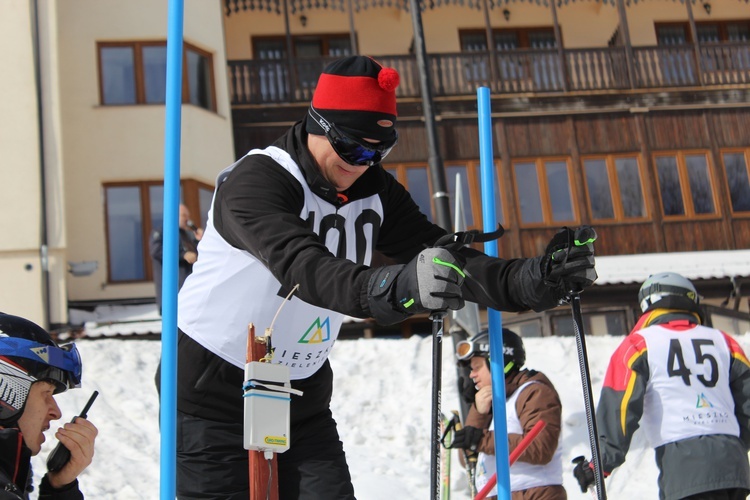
top-left (308, 105), bottom-right (333, 135)
top-left (309, 105), bottom-right (394, 155)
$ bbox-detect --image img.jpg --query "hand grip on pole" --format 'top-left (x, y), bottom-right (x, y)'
top-left (473, 420), bottom-right (547, 500)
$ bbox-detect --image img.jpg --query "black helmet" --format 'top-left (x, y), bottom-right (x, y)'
top-left (0, 313), bottom-right (82, 426)
top-left (455, 328), bottom-right (525, 371)
top-left (638, 272), bottom-right (700, 314)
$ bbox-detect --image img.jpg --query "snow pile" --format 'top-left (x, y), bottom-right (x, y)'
top-left (30, 334), bottom-right (750, 499)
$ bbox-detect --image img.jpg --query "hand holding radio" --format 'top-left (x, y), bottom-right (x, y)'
top-left (46, 391), bottom-right (99, 488)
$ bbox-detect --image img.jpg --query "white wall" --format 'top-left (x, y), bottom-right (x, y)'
top-left (55, 0), bottom-right (234, 302)
top-left (0, 0), bottom-right (46, 324)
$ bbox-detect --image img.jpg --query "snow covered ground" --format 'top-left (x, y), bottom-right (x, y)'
top-left (29, 332), bottom-right (750, 499)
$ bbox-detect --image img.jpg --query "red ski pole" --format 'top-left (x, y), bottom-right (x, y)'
top-left (473, 420), bottom-right (547, 500)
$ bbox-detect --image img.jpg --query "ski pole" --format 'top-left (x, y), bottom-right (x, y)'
top-left (430, 310), bottom-right (447, 500)
top-left (571, 292), bottom-right (607, 500)
top-left (473, 420), bottom-right (546, 500)
top-left (430, 227), bottom-right (504, 500)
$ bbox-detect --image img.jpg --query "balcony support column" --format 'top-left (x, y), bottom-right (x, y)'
top-left (615, 0), bottom-right (636, 88)
top-left (347, 0), bottom-right (358, 55)
top-left (282, 0), bottom-right (298, 101)
top-left (549, 0), bottom-right (568, 91)
top-left (482, 0), bottom-right (499, 90)
top-left (684, 0), bottom-right (705, 85)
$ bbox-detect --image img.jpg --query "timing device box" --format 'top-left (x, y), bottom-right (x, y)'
top-left (243, 361), bottom-right (291, 453)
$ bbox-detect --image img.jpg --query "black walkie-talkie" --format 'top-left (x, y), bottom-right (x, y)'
top-left (47, 391), bottom-right (99, 472)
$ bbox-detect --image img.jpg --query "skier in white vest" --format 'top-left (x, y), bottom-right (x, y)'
top-left (166, 55), bottom-right (598, 499)
top-left (573, 272), bottom-right (750, 500)
top-left (451, 329), bottom-right (567, 500)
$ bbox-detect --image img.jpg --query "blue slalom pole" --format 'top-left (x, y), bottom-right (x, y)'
top-left (477, 87), bottom-right (511, 500)
top-left (160, 1), bottom-right (184, 499)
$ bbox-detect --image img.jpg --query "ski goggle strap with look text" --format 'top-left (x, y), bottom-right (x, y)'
top-left (0, 338), bottom-right (82, 391)
top-left (308, 106), bottom-right (397, 167)
top-left (456, 338), bottom-right (516, 373)
top-left (455, 338), bottom-right (490, 362)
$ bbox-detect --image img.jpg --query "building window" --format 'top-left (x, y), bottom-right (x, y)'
top-left (459, 28), bottom-right (560, 90)
top-left (384, 165), bottom-right (434, 223)
top-left (721, 150), bottom-right (750, 213)
top-left (445, 161), bottom-right (504, 230)
top-left (583, 155), bottom-right (647, 222)
top-left (705, 305), bottom-right (750, 337)
top-left (459, 28), bottom-right (556, 51)
top-left (513, 158), bottom-right (576, 226)
top-left (551, 309), bottom-right (629, 336)
top-left (385, 161), bottom-right (505, 230)
top-left (103, 180), bottom-right (213, 283)
top-left (654, 152), bottom-right (717, 218)
top-left (254, 34), bottom-right (353, 59)
top-left (98, 41), bottom-right (216, 111)
top-left (253, 35), bottom-right (353, 93)
top-left (656, 20), bottom-right (750, 44)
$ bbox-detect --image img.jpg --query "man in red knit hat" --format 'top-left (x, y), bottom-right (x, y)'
top-left (165, 55), bottom-right (598, 499)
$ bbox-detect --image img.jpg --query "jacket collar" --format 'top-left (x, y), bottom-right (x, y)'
top-left (0, 428), bottom-right (31, 494)
top-left (275, 121), bottom-right (386, 207)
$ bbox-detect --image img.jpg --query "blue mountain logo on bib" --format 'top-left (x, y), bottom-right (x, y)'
top-left (696, 393), bottom-right (714, 408)
top-left (299, 317), bottom-right (331, 344)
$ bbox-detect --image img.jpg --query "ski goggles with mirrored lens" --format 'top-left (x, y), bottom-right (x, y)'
top-left (308, 106), bottom-right (397, 167)
top-left (0, 338), bottom-right (82, 391)
top-left (455, 339), bottom-right (489, 362)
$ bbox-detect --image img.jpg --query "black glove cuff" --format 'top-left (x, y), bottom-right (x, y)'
top-left (365, 265), bottom-right (410, 325)
top-left (514, 256), bottom-right (562, 312)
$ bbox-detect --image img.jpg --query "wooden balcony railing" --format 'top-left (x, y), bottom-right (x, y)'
top-left (227, 42), bottom-right (750, 105)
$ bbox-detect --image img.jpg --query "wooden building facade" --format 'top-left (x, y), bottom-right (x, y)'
top-left (223, 0), bottom-right (750, 336)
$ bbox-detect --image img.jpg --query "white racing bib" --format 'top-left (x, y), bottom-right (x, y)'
top-left (639, 324), bottom-right (739, 448)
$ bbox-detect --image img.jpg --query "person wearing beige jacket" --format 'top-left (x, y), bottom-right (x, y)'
top-left (452, 329), bottom-right (567, 500)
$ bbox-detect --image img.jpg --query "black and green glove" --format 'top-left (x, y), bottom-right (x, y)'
top-left (542, 226), bottom-right (598, 301)
top-left (366, 248), bottom-right (466, 325)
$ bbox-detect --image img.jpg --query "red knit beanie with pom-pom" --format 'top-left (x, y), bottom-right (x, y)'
top-left (306, 56), bottom-right (400, 144)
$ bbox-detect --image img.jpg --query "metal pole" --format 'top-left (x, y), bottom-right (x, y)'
top-left (347, 0), bottom-right (358, 55)
top-left (30, 0), bottom-right (52, 328)
top-left (430, 311), bottom-right (446, 500)
top-left (160, 1), bottom-right (184, 498)
top-left (571, 293), bottom-right (607, 500)
top-left (408, 0), bottom-right (451, 232)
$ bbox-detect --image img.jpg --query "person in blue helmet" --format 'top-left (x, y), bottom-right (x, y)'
top-left (0, 313), bottom-right (98, 499)
top-left (452, 329), bottom-right (566, 500)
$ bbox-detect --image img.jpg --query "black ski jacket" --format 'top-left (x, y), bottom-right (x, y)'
top-left (0, 428), bottom-right (83, 500)
top-left (212, 121), bottom-right (561, 318)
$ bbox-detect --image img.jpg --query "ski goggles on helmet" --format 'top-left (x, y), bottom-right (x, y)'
top-left (0, 338), bottom-right (81, 392)
top-left (308, 106), bottom-right (397, 167)
top-left (455, 338), bottom-right (490, 362)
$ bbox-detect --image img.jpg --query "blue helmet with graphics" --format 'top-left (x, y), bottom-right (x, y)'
top-left (0, 313), bottom-right (82, 426)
